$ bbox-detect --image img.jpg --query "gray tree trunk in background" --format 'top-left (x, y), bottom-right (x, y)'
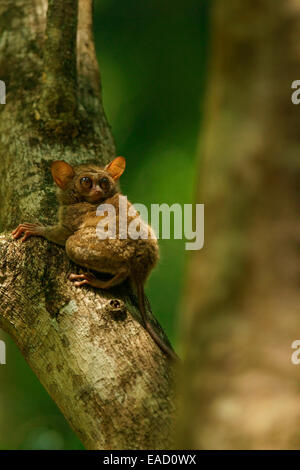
top-left (0, 0), bottom-right (176, 450)
top-left (180, 0), bottom-right (300, 449)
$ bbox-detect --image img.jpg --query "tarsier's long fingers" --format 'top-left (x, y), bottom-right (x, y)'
top-left (69, 273), bottom-right (85, 280)
top-left (12, 223), bottom-right (43, 242)
top-left (74, 280), bottom-right (90, 287)
top-left (69, 273), bottom-right (96, 281)
top-left (69, 272), bottom-right (96, 287)
top-left (12, 223), bottom-right (34, 236)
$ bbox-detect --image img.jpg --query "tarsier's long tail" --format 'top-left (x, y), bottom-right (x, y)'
top-left (136, 282), bottom-right (179, 362)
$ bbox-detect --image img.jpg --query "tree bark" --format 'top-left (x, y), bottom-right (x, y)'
top-left (0, 0), bottom-right (176, 450)
top-left (180, 0), bottom-right (300, 449)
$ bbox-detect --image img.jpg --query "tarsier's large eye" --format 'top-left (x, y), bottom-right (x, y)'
top-left (80, 176), bottom-right (92, 188)
top-left (99, 177), bottom-right (110, 191)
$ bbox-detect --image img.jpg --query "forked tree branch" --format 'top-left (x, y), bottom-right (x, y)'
top-left (0, 0), bottom-right (176, 449)
top-left (37, 0), bottom-right (78, 133)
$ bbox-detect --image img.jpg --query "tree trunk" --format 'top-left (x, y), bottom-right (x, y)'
top-left (180, 0), bottom-right (300, 449)
top-left (0, 0), bottom-right (176, 450)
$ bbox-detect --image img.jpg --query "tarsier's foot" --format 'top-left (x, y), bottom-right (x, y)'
top-left (12, 223), bottom-right (45, 242)
top-left (69, 270), bottom-right (128, 289)
top-left (69, 272), bottom-right (99, 288)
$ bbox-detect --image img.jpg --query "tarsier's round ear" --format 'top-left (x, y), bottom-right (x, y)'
top-left (51, 161), bottom-right (75, 190)
top-left (105, 156), bottom-right (126, 180)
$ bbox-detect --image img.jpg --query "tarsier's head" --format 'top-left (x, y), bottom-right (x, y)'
top-left (51, 157), bottom-right (126, 204)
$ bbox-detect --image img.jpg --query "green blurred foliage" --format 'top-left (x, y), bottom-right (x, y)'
top-left (94, 0), bottom-right (209, 344)
top-left (0, 0), bottom-right (209, 449)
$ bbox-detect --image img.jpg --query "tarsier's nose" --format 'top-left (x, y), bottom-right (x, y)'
top-left (87, 186), bottom-right (102, 202)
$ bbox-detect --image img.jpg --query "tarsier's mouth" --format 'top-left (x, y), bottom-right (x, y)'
top-left (87, 193), bottom-right (103, 202)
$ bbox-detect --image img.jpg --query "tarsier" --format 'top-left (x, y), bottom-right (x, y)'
top-left (12, 157), bottom-right (178, 361)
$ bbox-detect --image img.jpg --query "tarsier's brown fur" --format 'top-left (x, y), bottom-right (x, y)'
top-left (13, 157), bottom-right (178, 360)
